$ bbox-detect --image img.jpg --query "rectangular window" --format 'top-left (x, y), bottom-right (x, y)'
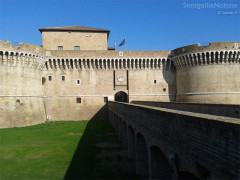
top-left (76, 79), bottom-right (81, 85)
top-left (76, 97), bottom-right (81, 103)
top-left (74, 46), bottom-right (80, 51)
top-left (154, 80), bottom-right (157, 84)
top-left (104, 97), bottom-right (108, 103)
top-left (48, 76), bottom-right (52, 81)
top-left (58, 46), bottom-right (63, 51)
top-left (62, 76), bottom-right (65, 81)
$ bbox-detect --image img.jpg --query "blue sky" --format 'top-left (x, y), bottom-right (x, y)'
top-left (0, 0), bottom-right (239, 50)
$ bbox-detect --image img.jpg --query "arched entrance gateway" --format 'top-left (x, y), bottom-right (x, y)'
top-left (114, 91), bottom-right (128, 102)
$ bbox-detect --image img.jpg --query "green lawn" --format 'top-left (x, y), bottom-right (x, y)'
top-left (0, 120), bottom-right (137, 180)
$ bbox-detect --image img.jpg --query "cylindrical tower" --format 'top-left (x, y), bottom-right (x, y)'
top-left (0, 41), bottom-right (47, 128)
top-left (171, 42), bottom-right (240, 104)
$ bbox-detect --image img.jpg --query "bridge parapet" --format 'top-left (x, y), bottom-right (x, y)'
top-left (108, 101), bottom-right (240, 179)
top-left (131, 101), bottom-right (240, 118)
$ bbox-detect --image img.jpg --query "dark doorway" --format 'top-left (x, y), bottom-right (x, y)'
top-left (114, 91), bottom-right (128, 102)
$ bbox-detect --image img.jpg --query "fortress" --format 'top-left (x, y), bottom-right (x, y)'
top-left (0, 25), bottom-right (239, 128)
top-left (1, 26), bottom-right (240, 179)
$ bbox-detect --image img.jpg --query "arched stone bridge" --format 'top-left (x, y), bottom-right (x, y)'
top-left (108, 101), bottom-right (240, 179)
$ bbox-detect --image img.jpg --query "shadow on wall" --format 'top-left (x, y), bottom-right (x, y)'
top-left (163, 58), bottom-right (176, 102)
top-left (64, 106), bottom-right (138, 179)
top-left (90, 104), bottom-right (109, 120)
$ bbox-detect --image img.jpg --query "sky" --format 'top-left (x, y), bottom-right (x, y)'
top-left (0, 0), bottom-right (239, 51)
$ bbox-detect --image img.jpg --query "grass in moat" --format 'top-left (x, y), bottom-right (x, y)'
top-left (0, 120), bottom-right (138, 180)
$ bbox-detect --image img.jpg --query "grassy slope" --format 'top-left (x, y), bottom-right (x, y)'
top-left (0, 120), bottom-right (137, 180)
top-left (0, 121), bottom-right (89, 180)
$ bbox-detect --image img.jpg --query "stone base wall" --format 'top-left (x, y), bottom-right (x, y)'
top-left (0, 97), bottom-right (46, 128)
top-left (177, 93), bottom-right (240, 104)
top-left (176, 64), bottom-right (240, 104)
top-left (44, 96), bottom-right (108, 121)
top-left (42, 68), bottom-right (175, 121)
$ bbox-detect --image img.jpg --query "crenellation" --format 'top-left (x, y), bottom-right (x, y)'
top-left (194, 53), bottom-right (198, 65)
top-left (12, 53), bottom-right (16, 66)
top-left (198, 53), bottom-right (202, 65)
top-left (182, 56), bottom-right (186, 67)
top-left (174, 57), bottom-right (178, 68)
top-left (233, 51), bottom-right (237, 63)
top-left (25, 55), bottom-right (30, 67)
top-left (7, 52), bottom-right (10, 64)
top-left (229, 51), bottom-right (234, 63)
top-left (177, 57), bottom-right (181, 68)
top-left (219, 51), bottom-right (223, 64)
top-left (0, 50), bottom-right (47, 69)
top-left (171, 50), bottom-right (240, 69)
top-left (218, 51), bottom-right (222, 64)
top-left (237, 51), bottom-right (240, 63)
top-left (30, 55), bottom-right (34, 68)
top-left (154, 59), bottom-right (156, 69)
top-left (42, 57), bottom-right (174, 71)
top-left (23, 54), bottom-right (29, 67)
top-left (32, 56), bottom-right (36, 68)
top-left (188, 54), bottom-right (193, 66)
top-left (0, 52), bottom-right (3, 65)
top-left (201, 53), bottom-right (205, 65)
top-left (155, 59), bottom-right (158, 69)
top-left (209, 52), bottom-right (213, 64)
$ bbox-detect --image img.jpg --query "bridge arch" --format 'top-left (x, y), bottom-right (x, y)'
top-left (150, 146), bottom-right (174, 179)
top-left (114, 91), bottom-right (128, 102)
top-left (122, 120), bottom-right (128, 145)
top-left (128, 125), bottom-right (136, 160)
top-left (136, 133), bottom-right (149, 177)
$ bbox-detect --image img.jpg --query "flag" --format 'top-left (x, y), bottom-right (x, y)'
top-left (118, 38), bottom-right (126, 47)
top-left (114, 41), bottom-right (116, 49)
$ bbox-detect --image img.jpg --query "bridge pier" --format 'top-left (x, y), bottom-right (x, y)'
top-left (136, 133), bottom-right (149, 177)
top-left (117, 117), bottom-right (123, 141)
top-left (122, 121), bottom-right (128, 146)
top-left (149, 146), bottom-right (174, 179)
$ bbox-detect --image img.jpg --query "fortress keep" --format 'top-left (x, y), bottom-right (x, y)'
top-left (0, 26), bottom-right (239, 128)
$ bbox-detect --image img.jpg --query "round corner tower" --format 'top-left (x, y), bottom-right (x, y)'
top-left (0, 41), bottom-right (47, 128)
top-left (171, 42), bottom-right (240, 104)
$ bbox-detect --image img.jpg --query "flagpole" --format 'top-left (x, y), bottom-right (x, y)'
top-left (125, 37), bottom-right (126, 51)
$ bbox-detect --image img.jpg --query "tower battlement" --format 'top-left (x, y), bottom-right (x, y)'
top-left (171, 42), bottom-right (240, 57)
top-left (170, 42), bottom-right (240, 104)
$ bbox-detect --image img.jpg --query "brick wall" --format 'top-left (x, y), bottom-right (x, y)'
top-left (108, 101), bottom-right (240, 179)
